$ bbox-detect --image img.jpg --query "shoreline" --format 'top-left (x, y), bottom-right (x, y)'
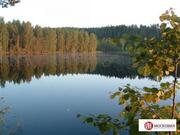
top-left (0, 51), bottom-right (97, 56)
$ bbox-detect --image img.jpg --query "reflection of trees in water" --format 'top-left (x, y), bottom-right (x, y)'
top-left (0, 97), bottom-right (22, 135)
top-left (2, 52), bottom-right (176, 87)
top-left (0, 53), bottom-right (160, 87)
top-left (0, 53), bottom-right (146, 87)
top-left (0, 53), bottom-right (141, 87)
top-left (0, 53), bottom-right (97, 87)
top-left (93, 53), bottom-right (138, 79)
top-left (94, 53), bottom-right (180, 79)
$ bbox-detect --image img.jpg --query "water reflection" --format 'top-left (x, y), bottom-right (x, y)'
top-left (93, 53), bottom-right (137, 78)
top-left (0, 53), bottom-right (178, 135)
top-left (0, 53), bottom-right (97, 87)
top-left (0, 53), bottom-right (137, 87)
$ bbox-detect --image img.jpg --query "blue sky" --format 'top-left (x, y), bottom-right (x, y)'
top-left (0, 0), bottom-right (180, 27)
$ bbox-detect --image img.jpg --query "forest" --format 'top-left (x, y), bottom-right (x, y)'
top-left (84, 25), bottom-right (161, 52)
top-left (85, 24), bottom-right (160, 39)
top-left (0, 18), bottom-right (97, 54)
top-left (0, 17), bottom-right (162, 54)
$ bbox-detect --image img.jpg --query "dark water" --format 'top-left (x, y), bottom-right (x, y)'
top-left (0, 53), bottom-right (179, 135)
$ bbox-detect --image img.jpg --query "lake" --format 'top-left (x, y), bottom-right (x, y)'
top-left (0, 53), bottom-right (179, 135)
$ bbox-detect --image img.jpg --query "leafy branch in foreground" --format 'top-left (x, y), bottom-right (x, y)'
top-left (77, 113), bottom-right (123, 135)
top-left (78, 9), bottom-right (180, 135)
top-left (78, 83), bottom-right (180, 135)
top-left (132, 8), bottom-right (180, 123)
top-left (0, 0), bottom-right (20, 8)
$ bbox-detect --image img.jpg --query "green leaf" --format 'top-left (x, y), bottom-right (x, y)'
top-left (84, 117), bottom-right (93, 123)
top-left (113, 129), bottom-right (119, 135)
top-left (160, 82), bottom-right (170, 88)
top-left (144, 87), bottom-right (158, 93)
top-left (110, 91), bottom-right (121, 99)
top-left (160, 23), bottom-right (167, 30)
top-left (137, 66), bottom-right (144, 75)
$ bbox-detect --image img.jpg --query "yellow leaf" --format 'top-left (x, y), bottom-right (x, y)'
top-left (157, 91), bottom-right (161, 97)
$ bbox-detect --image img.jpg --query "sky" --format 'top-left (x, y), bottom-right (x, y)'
top-left (0, 0), bottom-right (180, 28)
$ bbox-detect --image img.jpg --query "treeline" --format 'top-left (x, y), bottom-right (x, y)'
top-left (83, 25), bottom-right (160, 52)
top-left (97, 34), bottom-right (141, 52)
top-left (0, 19), bottom-right (97, 54)
top-left (84, 24), bottom-right (160, 39)
top-left (0, 17), bottom-right (162, 53)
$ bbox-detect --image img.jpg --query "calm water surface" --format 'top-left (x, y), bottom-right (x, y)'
top-left (0, 53), bottom-right (179, 135)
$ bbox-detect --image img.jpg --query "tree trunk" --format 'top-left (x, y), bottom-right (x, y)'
top-left (169, 62), bottom-right (178, 135)
top-left (172, 62), bottom-right (178, 119)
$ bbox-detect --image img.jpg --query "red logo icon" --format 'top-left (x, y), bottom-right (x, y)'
top-left (144, 121), bottom-right (153, 130)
